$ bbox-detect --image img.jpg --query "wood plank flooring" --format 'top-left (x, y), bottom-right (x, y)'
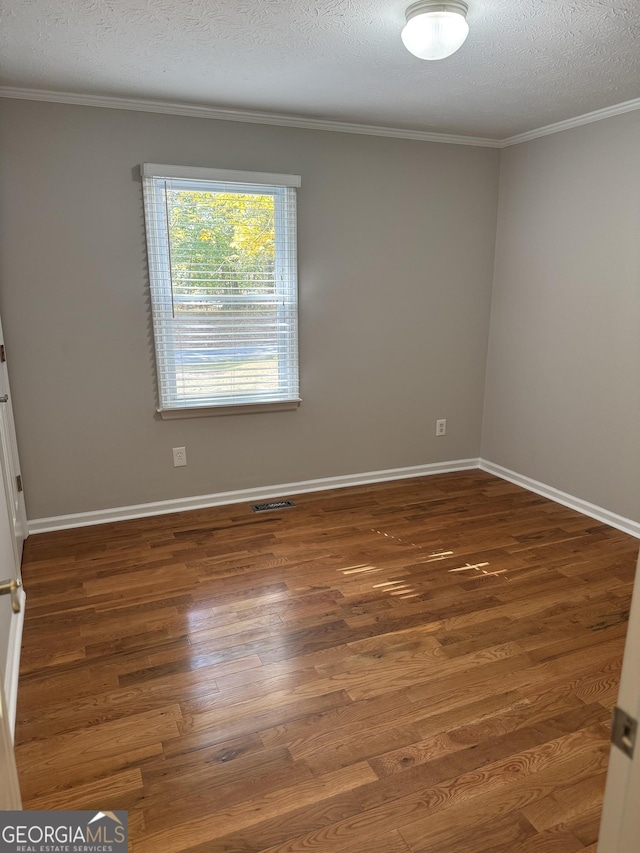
top-left (15, 471), bottom-right (638, 852)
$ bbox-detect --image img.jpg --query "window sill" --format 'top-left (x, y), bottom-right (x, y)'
top-left (157, 400), bottom-right (301, 419)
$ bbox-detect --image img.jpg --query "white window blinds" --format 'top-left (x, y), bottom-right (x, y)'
top-left (141, 164), bottom-right (301, 414)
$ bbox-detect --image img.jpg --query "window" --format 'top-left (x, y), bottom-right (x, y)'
top-left (141, 164), bottom-right (300, 417)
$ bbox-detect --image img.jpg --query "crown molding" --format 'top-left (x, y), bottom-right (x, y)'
top-left (0, 86), bottom-right (501, 148)
top-left (2, 86), bottom-right (640, 149)
top-left (501, 96), bottom-right (640, 147)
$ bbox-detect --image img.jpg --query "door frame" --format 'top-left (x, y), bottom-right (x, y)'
top-left (0, 315), bottom-right (27, 565)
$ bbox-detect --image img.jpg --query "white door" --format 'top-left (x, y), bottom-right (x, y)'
top-left (0, 678), bottom-right (21, 808)
top-left (0, 315), bottom-right (27, 736)
top-left (0, 499), bottom-right (24, 738)
top-left (0, 317), bottom-right (27, 806)
top-left (598, 550), bottom-right (640, 852)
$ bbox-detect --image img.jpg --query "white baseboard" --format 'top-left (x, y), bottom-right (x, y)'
top-left (28, 457), bottom-right (640, 540)
top-left (480, 459), bottom-right (640, 539)
top-left (28, 458), bottom-right (480, 534)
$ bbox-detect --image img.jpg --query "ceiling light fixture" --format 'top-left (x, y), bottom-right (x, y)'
top-left (401, 1), bottom-right (470, 61)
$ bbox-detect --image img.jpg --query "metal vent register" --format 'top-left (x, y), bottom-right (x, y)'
top-left (251, 500), bottom-right (295, 513)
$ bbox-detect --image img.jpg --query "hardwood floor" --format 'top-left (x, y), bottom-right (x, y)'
top-left (15, 470), bottom-right (638, 852)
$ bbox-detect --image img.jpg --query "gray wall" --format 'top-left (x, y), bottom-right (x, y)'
top-left (482, 111), bottom-right (640, 522)
top-left (0, 99), bottom-right (500, 519)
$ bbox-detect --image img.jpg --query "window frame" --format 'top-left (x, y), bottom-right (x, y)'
top-left (141, 164), bottom-right (301, 418)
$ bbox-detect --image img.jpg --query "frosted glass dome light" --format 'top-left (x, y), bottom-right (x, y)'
top-left (402, 1), bottom-right (470, 61)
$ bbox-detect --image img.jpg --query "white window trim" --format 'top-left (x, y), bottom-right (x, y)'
top-left (142, 164), bottom-right (301, 417)
top-left (158, 400), bottom-right (300, 420)
top-left (141, 163), bottom-right (301, 188)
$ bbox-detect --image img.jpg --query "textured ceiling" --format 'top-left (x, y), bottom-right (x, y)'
top-left (1, 0), bottom-right (640, 140)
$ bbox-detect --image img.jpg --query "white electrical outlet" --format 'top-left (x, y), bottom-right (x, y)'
top-left (173, 446), bottom-right (187, 467)
top-left (436, 419), bottom-right (447, 436)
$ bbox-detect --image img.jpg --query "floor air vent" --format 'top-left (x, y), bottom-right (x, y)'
top-left (251, 500), bottom-right (295, 513)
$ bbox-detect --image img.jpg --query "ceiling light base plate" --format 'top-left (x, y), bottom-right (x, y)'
top-left (405, 0), bottom-right (469, 22)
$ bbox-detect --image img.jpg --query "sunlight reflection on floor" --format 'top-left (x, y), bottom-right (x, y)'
top-left (335, 526), bottom-right (515, 603)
